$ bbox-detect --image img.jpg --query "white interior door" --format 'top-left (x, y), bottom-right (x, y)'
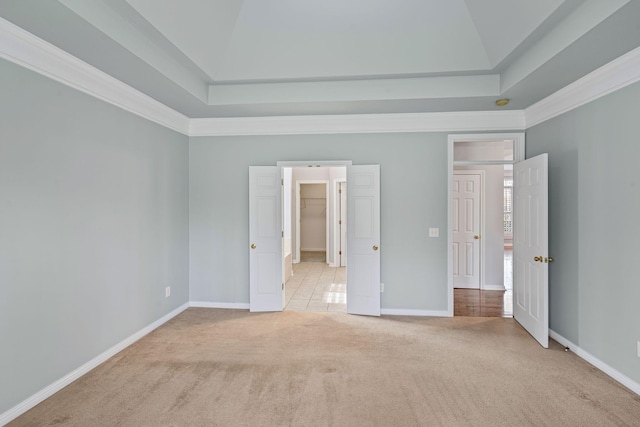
top-left (452, 172), bottom-right (481, 288)
top-left (249, 166), bottom-right (283, 312)
top-left (339, 182), bottom-right (347, 267)
top-left (346, 165), bottom-right (380, 316)
top-left (513, 154), bottom-right (549, 348)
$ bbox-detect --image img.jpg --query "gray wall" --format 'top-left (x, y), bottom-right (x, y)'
top-left (189, 134), bottom-right (449, 310)
top-left (0, 59), bottom-right (190, 414)
top-left (527, 81), bottom-right (640, 385)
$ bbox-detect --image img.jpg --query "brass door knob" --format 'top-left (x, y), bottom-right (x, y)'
top-left (474, 235), bottom-right (480, 240)
top-left (534, 256), bottom-right (543, 262)
top-left (373, 245), bottom-right (379, 251)
top-left (546, 257), bottom-right (554, 263)
top-left (250, 244), bottom-right (256, 249)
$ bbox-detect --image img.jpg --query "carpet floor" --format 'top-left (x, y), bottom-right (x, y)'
top-left (9, 308), bottom-right (640, 426)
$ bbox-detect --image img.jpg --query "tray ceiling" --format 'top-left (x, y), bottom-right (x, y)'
top-left (1, 0), bottom-right (639, 118)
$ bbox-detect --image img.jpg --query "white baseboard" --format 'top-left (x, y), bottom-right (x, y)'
top-left (0, 302), bottom-right (190, 426)
top-left (381, 308), bottom-right (450, 317)
top-left (482, 284), bottom-right (506, 291)
top-left (189, 301), bottom-right (250, 310)
top-left (549, 329), bottom-right (640, 396)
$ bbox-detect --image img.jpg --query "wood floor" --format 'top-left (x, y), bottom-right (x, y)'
top-left (454, 289), bottom-right (512, 317)
top-left (454, 249), bottom-right (513, 318)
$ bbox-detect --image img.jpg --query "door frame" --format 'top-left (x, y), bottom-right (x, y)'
top-left (332, 178), bottom-right (347, 267)
top-left (446, 133), bottom-right (525, 316)
top-left (452, 170), bottom-right (485, 289)
top-left (277, 161), bottom-right (352, 267)
top-left (295, 180), bottom-right (329, 263)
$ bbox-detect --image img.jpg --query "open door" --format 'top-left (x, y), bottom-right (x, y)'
top-left (513, 154), bottom-right (549, 347)
top-left (347, 165), bottom-right (381, 316)
top-left (249, 166), bottom-right (283, 312)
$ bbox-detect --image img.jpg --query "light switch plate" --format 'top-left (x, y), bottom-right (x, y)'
top-left (429, 227), bottom-right (439, 237)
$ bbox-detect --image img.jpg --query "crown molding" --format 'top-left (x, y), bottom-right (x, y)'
top-left (0, 17), bottom-right (190, 135)
top-left (190, 110), bottom-right (526, 137)
top-left (4, 15), bottom-right (639, 137)
top-left (525, 45), bottom-right (640, 128)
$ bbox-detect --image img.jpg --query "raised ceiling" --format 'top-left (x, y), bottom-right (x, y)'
top-left (1, 0), bottom-right (639, 118)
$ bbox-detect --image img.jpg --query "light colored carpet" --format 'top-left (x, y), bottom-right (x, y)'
top-left (9, 308), bottom-right (640, 426)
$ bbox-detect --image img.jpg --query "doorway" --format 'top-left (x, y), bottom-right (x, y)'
top-left (249, 162), bottom-right (381, 316)
top-left (448, 134), bottom-right (524, 317)
top-left (296, 181), bottom-right (329, 263)
top-left (285, 167), bottom-right (347, 312)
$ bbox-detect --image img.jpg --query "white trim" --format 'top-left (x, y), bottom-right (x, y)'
top-left (4, 12), bottom-right (640, 137)
top-left (381, 309), bottom-right (450, 317)
top-left (549, 329), bottom-right (640, 396)
top-left (277, 160), bottom-right (353, 167)
top-left (0, 303), bottom-right (190, 426)
top-left (332, 178), bottom-right (347, 268)
top-left (0, 17), bottom-right (190, 135)
top-left (482, 284), bottom-right (507, 291)
top-left (190, 111), bottom-right (525, 136)
top-left (189, 301), bottom-right (250, 310)
top-left (525, 45), bottom-right (640, 128)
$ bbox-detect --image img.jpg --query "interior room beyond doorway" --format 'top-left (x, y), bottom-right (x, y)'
top-left (283, 166), bottom-right (347, 312)
top-left (452, 138), bottom-right (516, 318)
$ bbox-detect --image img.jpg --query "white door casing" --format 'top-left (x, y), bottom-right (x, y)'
top-left (346, 165), bottom-right (381, 316)
top-left (340, 181), bottom-right (347, 267)
top-left (249, 166), bottom-right (283, 312)
top-left (513, 153), bottom-right (549, 348)
top-left (447, 133), bottom-right (526, 316)
top-left (452, 172), bottom-right (482, 289)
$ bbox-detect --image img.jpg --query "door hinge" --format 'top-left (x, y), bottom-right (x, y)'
top-left (282, 231), bottom-right (284, 237)
top-left (282, 283), bottom-right (284, 290)
top-left (339, 251), bottom-right (342, 255)
top-left (281, 178), bottom-right (284, 185)
top-left (338, 220), bottom-right (342, 225)
top-left (339, 189), bottom-right (341, 194)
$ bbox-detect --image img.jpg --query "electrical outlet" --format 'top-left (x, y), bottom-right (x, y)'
top-left (429, 227), bottom-right (439, 237)
top-left (380, 283), bottom-right (384, 293)
top-left (165, 286), bottom-right (171, 298)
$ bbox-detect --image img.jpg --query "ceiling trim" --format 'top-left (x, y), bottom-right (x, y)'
top-left (525, 44), bottom-right (640, 128)
top-left (208, 75), bottom-right (500, 106)
top-left (501, 0), bottom-right (630, 93)
top-left (189, 111), bottom-right (526, 137)
top-left (2, 16), bottom-right (639, 137)
top-left (0, 16), bottom-right (190, 135)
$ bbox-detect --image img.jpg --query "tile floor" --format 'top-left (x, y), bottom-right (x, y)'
top-left (284, 262), bottom-right (346, 312)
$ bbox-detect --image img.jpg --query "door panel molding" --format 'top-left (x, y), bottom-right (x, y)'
top-left (347, 165), bottom-right (381, 316)
top-left (249, 166), bottom-right (283, 312)
top-left (513, 153), bottom-right (549, 348)
top-left (453, 170), bottom-right (484, 289)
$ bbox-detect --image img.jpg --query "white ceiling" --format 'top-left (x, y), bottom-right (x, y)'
top-left (1, 0), bottom-right (639, 118)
